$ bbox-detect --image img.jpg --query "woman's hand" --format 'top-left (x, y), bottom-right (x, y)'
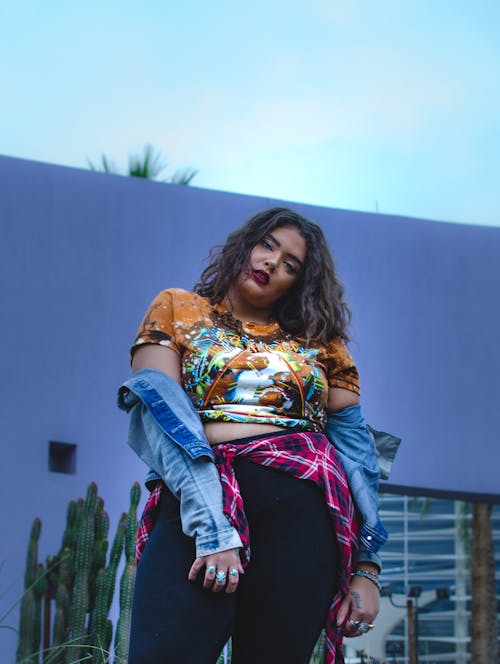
top-left (188, 548), bottom-right (244, 594)
top-left (336, 573), bottom-right (380, 637)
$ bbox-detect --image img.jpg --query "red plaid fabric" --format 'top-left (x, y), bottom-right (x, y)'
top-left (136, 431), bottom-right (359, 664)
top-left (135, 481), bottom-right (162, 563)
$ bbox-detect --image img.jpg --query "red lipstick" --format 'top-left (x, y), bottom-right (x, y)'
top-left (252, 269), bottom-right (269, 285)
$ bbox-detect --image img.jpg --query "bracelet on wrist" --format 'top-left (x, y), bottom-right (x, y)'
top-left (355, 568), bottom-right (379, 579)
top-left (351, 569), bottom-right (382, 591)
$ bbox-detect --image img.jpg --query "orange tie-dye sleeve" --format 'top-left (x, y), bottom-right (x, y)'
top-left (323, 337), bottom-right (361, 395)
top-left (131, 289), bottom-right (181, 356)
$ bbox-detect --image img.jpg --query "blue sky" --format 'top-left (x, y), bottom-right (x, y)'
top-left (1, 0), bottom-right (499, 226)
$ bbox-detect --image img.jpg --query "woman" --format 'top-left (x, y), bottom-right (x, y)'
top-left (122, 207), bottom-right (384, 664)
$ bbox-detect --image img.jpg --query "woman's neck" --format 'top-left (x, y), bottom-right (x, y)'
top-left (225, 289), bottom-right (273, 325)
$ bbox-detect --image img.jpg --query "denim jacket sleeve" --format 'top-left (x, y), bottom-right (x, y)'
top-left (326, 405), bottom-right (401, 571)
top-left (117, 368), bottom-right (242, 557)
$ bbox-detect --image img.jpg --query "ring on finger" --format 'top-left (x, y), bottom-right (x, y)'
top-left (347, 619), bottom-right (361, 629)
top-left (207, 565), bottom-right (216, 574)
top-left (229, 569), bottom-right (238, 577)
top-left (216, 570), bottom-right (227, 583)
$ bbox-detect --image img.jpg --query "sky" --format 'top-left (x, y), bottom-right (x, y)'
top-left (1, 0), bottom-right (500, 227)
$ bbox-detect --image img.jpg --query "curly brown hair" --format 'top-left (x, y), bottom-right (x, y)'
top-left (194, 207), bottom-right (351, 343)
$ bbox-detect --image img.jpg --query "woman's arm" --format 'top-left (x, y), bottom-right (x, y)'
top-left (132, 344), bottom-right (182, 381)
top-left (327, 386), bottom-right (360, 412)
top-left (130, 345), bottom-right (244, 593)
top-left (327, 387), bottom-right (380, 635)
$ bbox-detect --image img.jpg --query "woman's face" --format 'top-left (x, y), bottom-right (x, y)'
top-left (235, 225), bottom-right (307, 312)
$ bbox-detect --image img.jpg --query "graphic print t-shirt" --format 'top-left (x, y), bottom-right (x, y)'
top-left (132, 289), bottom-right (360, 432)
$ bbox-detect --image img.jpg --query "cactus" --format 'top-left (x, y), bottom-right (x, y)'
top-left (50, 548), bottom-right (73, 663)
top-left (32, 564), bottom-right (45, 660)
top-left (89, 500), bottom-right (109, 616)
top-left (17, 518), bottom-right (44, 664)
top-left (90, 512), bottom-right (127, 663)
top-left (66, 482), bottom-right (98, 662)
top-left (104, 513), bottom-right (127, 611)
top-left (114, 482), bottom-right (141, 663)
top-left (90, 569), bottom-right (111, 664)
top-left (17, 482), bottom-right (141, 664)
top-left (62, 499), bottom-right (79, 552)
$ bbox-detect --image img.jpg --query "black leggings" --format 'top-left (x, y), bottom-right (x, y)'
top-left (129, 458), bottom-right (339, 664)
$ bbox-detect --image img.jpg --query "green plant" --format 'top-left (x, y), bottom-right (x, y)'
top-left (16, 483), bottom-right (140, 664)
top-left (87, 143), bottom-right (198, 185)
top-left (113, 484), bottom-right (140, 663)
top-left (16, 519), bottom-right (45, 664)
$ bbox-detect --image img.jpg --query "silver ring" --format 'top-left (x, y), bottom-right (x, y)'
top-left (230, 569), bottom-right (238, 577)
top-left (207, 565), bottom-right (216, 574)
top-left (347, 619), bottom-right (361, 629)
top-left (216, 570), bottom-right (226, 583)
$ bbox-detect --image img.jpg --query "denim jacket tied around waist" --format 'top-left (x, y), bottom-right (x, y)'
top-left (118, 368), bottom-right (400, 568)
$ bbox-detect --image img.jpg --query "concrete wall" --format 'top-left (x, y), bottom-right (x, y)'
top-left (1, 155), bottom-right (499, 657)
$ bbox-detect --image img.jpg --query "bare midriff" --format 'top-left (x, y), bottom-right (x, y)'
top-left (204, 421), bottom-right (285, 445)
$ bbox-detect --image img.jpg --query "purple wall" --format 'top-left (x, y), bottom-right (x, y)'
top-left (1, 154), bottom-right (499, 654)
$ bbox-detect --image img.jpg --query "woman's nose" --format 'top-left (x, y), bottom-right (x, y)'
top-left (265, 258), bottom-right (276, 271)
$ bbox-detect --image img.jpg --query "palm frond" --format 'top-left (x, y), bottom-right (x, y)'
top-left (170, 167), bottom-right (198, 185)
top-left (86, 144), bottom-right (197, 185)
top-left (87, 154), bottom-right (118, 174)
top-left (128, 143), bottom-right (167, 180)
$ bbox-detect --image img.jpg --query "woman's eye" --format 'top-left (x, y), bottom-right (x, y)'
top-left (284, 261), bottom-right (297, 274)
top-left (261, 239), bottom-right (273, 249)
